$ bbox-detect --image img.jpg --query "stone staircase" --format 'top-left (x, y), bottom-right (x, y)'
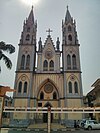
top-left (51, 123), bottom-right (66, 129)
top-left (28, 123), bottom-right (66, 129)
top-left (28, 123), bottom-right (47, 129)
top-left (1, 123), bottom-right (74, 133)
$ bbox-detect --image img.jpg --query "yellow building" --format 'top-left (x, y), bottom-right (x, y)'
top-left (0, 86), bottom-right (14, 127)
top-left (87, 79), bottom-right (100, 122)
top-left (13, 6), bottom-right (83, 124)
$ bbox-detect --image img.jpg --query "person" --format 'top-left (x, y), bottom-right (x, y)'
top-left (76, 120), bottom-right (80, 128)
top-left (74, 120), bottom-right (77, 128)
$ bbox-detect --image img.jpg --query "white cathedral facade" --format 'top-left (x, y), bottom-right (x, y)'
top-left (13, 6), bottom-right (83, 123)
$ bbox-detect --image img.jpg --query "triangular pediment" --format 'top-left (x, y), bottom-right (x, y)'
top-left (43, 35), bottom-right (55, 54)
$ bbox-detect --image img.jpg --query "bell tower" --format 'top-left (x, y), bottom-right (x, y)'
top-left (62, 6), bottom-right (83, 119)
top-left (62, 6), bottom-right (80, 71)
top-left (17, 6), bottom-right (37, 72)
top-left (13, 7), bottom-right (37, 119)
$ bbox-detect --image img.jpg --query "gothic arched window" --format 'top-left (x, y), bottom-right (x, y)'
top-left (67, 54), bottom-right (71, 69)
top-left (40, 92), bottom-right (44, 100)
top-left (72, 54), bottom-right (77, 69)
top-left (49, 60), bottom-right (54, 71)
top-left (53, 92), bottom-right (57, 99)
top-left (68, 25), bottom-right (72, 31)
top-left (24, 82), bottom-right (27, 93)
top-left (74, 82), bottom-right (78, 93)
top-left (21, 55), bottom-right (25, 69)
top-left (26, 34), bottom-right (30, 41)
top-left (26, 55), bottom-right (30, 69)
top-left (68, 34), bottom-right (72, 41)
top-left (43, 60), bottom-right (48, 71)
top-left (68, 81), bottom-right (72, 93)
top-left (18, 81), bottom-right (22, 93)
top-left (27, 27), bottom-right (30, 32)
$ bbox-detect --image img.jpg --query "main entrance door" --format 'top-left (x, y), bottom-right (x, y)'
top-left (43, 102), bottom-right (53, 123)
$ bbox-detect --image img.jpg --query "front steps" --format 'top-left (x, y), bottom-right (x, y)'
top-left (28, 123), bottom-right (66, 129)
top-left (1, 123), bottom-right (75, 133)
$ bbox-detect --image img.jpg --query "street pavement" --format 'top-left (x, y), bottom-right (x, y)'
top-left (3, 128), bottom-right (100, 133)
top-left (65, 129), bottom-right (100, 133)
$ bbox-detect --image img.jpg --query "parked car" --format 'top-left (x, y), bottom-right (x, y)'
top-left (84, 120), bottom-right (100, 130)
top-left (79, 119), bottom-right (87, 128)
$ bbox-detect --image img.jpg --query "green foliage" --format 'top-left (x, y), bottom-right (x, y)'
top-left (0, 41), bottom-right (15, 71)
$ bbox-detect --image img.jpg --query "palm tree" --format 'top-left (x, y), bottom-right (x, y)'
top-left (0, 41), bottom-right (15, 71)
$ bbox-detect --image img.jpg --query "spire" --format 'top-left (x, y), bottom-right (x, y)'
top-left (65, 5), bottom-right (72, 22)
top-left (27, 6), bottom-right (34, 24)
top-left (38, 37), bottom-right (42, 52)
top-left (20, 6), bottom-right (37, 45)
top-left (56, 37), bottom-right (60, 51)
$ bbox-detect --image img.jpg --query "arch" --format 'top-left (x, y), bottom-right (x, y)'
top-left (72, 54), bottom-right (77, 69)
top-left (26, 54), bottom-right (30, 69)
top-left (23, 82), bottom-right (27, 93)
top-left (68, 81), bottom-right (72, 93)
top-left (53, 92), bottom-right (57, 99)
top-left (18, 81), bottom-right (22, 93)
top-left (40, 91), bottom-right (44, 100)
top-left (68, 34), bottom-right (72, 41)
top-left (26, 34), bottom-right (30, 41)
top-left (36, 78), bottom-right (60, 98)
top-left (43, 102), bottom-right (53, 123)
top-left (21, 55), bottom-right (25, 69)
top-left (67, 74), bottom-right (79, 82)
top-left (16, 74), bottom-right (30, 84)
top-left (67, 54), bottom-right (71, 69)
top-left (44, 102), bottom-right (52, 107)
top-left (16, 75), bottom-right (30, 95)
top-left (74, 81), bottom-right (78, 93)
top-left (43, 60), bottom-right (48, 71)
top-left (49, 60), bottom-right (54, 71)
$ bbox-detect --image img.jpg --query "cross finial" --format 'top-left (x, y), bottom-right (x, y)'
top-left (46, 28), bottom-right (53, 36)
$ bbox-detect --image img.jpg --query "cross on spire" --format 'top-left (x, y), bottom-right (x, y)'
top-left (46, 28), bottom-right (53, 36)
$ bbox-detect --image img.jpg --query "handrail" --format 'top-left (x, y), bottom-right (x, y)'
top-left (3, 106), bottom-right (100, 113)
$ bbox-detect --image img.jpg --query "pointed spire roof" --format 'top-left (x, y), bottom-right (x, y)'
top-left (65, 6), bottom-right (72, 22)
top-left (27, 6), bottom-right (34, 24)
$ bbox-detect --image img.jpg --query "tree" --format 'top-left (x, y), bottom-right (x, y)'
top-left (0, 41), bottom-right (15, 71)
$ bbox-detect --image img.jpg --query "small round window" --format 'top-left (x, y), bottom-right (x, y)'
top-left (44, 83), bottom-right (53, 93)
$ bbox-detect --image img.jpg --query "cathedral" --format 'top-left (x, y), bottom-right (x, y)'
top-left (13, 6), bottom-right (83, 123)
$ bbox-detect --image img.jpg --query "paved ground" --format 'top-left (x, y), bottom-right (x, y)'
top-left (1, 123), bottom-right (100, 133)
top-left (1, 128), bottom-right (100, 133)
top-left (65, 129), bottom-right (100, 133)
top-left (7, 128), bottom-right (100, 133)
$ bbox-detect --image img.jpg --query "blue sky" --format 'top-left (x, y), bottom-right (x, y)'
top-left (0, 0), bottom-right (100, 96)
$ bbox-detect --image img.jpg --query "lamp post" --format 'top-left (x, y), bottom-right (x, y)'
top-left (48, 106), bottom-right (51, 133)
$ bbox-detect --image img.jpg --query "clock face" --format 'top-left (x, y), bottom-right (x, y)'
top-left (45, 50), bottom-right (53, 59)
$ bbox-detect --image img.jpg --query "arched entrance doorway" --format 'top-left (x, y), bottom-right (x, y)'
top-left (37, 79), bottom-right (60, 123)
top-left (43, 102), bottom-right (53, 123)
